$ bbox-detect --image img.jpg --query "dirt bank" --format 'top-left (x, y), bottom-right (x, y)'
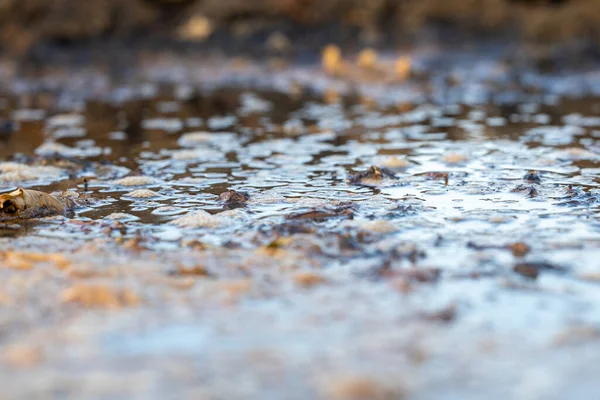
top-left (2, 0), bottom-right (600, 61)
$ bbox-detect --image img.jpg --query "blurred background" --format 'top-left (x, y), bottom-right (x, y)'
top-left (2, 0), bottom-right (600, 67)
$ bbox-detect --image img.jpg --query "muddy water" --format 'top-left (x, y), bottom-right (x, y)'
top-left (1, 56), bottom-right (600, 399)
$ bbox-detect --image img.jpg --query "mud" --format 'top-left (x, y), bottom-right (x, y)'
top-left (2, 0), bottom-right (600, 64)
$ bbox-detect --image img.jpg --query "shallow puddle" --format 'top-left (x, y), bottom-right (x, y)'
top-left (1, 55), bottom-right (600, 398)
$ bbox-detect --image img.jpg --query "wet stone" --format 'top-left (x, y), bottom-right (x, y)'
top-left (514, 262), bottom-right (567, 279)
top-left (218, 189), bottom-right (250, 205)
top-left (124, 189), bottom-right (159, 199)
top-left (523, 170), bottom-right (542, 184)
top-left (286, 204), bottom-right (355, 221)
top-left (348, 166), bottom-right (396, 186)
top-left (424, 171), bottom-right (449, 185)
top-left (511, 184), bottom-right (539, 197)
top-left (514, 263), bottom-right (540, 279)
top-left (112, 176), bottom-right (157, 187)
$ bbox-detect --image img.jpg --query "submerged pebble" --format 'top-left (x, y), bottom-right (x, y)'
top-left (348, 166), bottom-right (396, 186)
top-left (219, 189), bottom-right (249, 204)
top-left (103, 213), bottom-right (139, 221)
top-left (124, 189), bottom-right (159, 198)
top-left (112, 176), bottom-right (157, 186)
top-left (170, 210), bottom-right (225, 228)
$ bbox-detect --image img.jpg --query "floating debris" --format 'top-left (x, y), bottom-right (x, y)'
top-left (523, 170), bottom-right (542, 183)
top-left (348, 166), bottom-right (396, 186)
top-left (511, 185), bottom-right (539, 197)
top-left (286, 204), bottom-right (355, 221)
top-left (218, 189), bottom-right (250, 205)
top-left (424, 171), bottom-right (449, 186)
top-left (513, 263), bottom-right (540, 279)
top-left (513, 262), bottom-right (567, 279)
top-left (0, 188), bottom-right (75, 220)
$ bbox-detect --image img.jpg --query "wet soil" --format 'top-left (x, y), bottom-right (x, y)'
top-left (3, 0), bottom-right (600, 63)
top-left (1, 50), bottom-right (600, 398)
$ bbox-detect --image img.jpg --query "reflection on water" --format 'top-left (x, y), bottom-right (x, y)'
top-left (2, 58), bottom-right (600, 398)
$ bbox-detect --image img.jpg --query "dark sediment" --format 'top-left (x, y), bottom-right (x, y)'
top-left (3, 0), bottom-right (600, 65)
